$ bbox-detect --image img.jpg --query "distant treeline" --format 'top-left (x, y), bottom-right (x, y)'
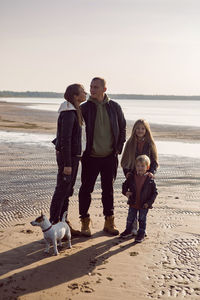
top-left (0, 91), bottom-right (63, 98)
top-left (0, 90), bottom-right (200, 100)
top-left (109, 94), bottom-right (200, 100)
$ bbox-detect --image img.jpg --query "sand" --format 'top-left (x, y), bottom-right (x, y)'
top-left (0, 102), bottom-right (200, 300)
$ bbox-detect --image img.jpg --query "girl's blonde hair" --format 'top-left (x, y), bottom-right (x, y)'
top-left (64, 84), bottom-right (84, 126)
top-left (121, 119), bottom-right (158, 170)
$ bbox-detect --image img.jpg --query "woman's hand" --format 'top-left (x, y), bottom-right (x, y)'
top-left (145, 172), bottom-right (154, 178)
top-left (126, 191), bottom-right (132, 198)
top-left (125, 172), bottom-right (132, 179)
top-left (63, 167), bottom-right (72, 175)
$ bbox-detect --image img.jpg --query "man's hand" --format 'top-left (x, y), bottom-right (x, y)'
top-left (63, 167), bottom-right (72, 175)
top-left (143, 203), bottom-right (149, 209)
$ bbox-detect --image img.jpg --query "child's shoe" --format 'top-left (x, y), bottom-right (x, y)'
top-left (120, 229), bottom-right (132, 238)
top-left (135, 232), bottom-right (145, 243)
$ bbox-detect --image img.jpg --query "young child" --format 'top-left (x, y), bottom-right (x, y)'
top-left (120, 155), bottom-right (158, 242)
top-left (121, 119), bottom-right (158, 235)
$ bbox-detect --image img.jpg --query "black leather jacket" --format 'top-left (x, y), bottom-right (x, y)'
top-left (55, 110), bottom-right (81, 166)
top-left (81, 99), bottom-right (126, 156)
top-left (122, 173), bottom-right (158, 209)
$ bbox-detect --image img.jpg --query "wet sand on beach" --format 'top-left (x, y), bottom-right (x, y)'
top-left (1, 101), bottom-right (200, 141)
top-left (0, 102), bottom-right (200, 299)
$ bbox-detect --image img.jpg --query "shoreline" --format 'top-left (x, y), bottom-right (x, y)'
top-left (0, 102), bottom-right (200, 142)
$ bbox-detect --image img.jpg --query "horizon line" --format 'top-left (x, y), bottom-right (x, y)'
top-left (1, 90), bottom-right (200, 98)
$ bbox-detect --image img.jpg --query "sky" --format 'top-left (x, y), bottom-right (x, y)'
top-left (1, 0), bottom-right (200, 95)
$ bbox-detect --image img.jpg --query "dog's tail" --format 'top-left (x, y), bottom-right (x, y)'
top-left (61, 211), bottom-right (68, 223)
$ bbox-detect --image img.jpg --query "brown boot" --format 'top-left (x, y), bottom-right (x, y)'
top-left (66, 220), bottom-right (81, 236)
top-left (103, 215), bottom-right (119, 235)
top-left (81, 217), bottom-right (91, 237)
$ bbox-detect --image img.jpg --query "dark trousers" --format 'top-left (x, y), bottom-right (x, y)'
top-left (126, 207), bottom-right (149, 234)
top-left (79, 154), bottom-right (118, 218)
top-left (50, 152), bottom-right (80, 223)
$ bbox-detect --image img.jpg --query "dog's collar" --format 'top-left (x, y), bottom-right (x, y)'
top-left (42, 225), bottom-right (52, 232)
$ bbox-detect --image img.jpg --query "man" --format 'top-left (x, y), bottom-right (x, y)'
top-left (79, 77), bottom-right (126, 236)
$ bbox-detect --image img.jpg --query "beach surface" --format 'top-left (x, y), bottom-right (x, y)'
top-left (0, 102), bottom-right (200, 299)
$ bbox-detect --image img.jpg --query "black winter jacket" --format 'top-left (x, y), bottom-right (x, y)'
top-left (55, 110), bottom-right (81, 166)
top-left (123, 141), bottom-right (158, 176)
top-left (81, 99), bottom-right (126, 156)
top-left (122, 173), bottom-right (158, 209)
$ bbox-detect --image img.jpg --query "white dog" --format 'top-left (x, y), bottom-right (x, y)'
top-left (30, 212), bottom-right (71, 255)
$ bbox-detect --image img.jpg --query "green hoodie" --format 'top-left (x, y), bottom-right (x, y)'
top-left (89, 94), bottom-right (114, 157)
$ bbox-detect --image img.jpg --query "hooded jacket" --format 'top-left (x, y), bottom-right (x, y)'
top-left (53, 100), bottom-right (82, 167)
top-left (122, 173), bottom-right (158, 209)
top-left (80, 95), bottom-right (126, 156)
top-left (89, 96), bottom-right (114, 157)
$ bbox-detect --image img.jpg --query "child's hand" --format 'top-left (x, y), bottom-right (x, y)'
top-left (126, 191), bottom-right (132, 198)
top-left (143, 203), bottom-right (149, 209)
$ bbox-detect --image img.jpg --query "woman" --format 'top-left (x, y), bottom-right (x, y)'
top-left (50, 84), bottom-right (86, 229)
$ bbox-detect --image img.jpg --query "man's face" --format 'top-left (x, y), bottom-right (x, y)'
top-left (90, 79), bottom-right (106, 100)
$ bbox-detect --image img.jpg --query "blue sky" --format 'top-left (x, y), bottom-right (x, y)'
top-left (1, 0), bottom-right (200, 94)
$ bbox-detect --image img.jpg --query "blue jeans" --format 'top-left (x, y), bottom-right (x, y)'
top-left (126, 207), bottom-right (149, 234)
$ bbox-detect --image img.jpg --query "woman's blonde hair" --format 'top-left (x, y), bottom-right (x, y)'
top-left (121, 119), bottom-right (158, 170)
top-left (64, 84), bottom-right (84, 126)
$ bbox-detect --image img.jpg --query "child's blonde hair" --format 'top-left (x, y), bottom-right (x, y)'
top-left (121, 119), bottom-right (158, 170)
top-left (135, 155), bottom-right (150, 168)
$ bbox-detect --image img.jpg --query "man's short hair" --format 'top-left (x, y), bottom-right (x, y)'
top-left (92, 77), bottom-right (106, 88)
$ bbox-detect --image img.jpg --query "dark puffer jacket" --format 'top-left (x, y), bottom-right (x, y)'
top-left (81, 99), bottom-right (126, 155)
top-left (55, 110), bottom-right (81, 167)
top-left (122, 173), bottom-right (158, 209)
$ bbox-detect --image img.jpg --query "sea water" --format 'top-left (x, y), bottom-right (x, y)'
top-left (1, 97), bottom-right (200, 158)
top-left (2, 97), bottom-right (200, 127)
top-left (0, 130), bottom-right (200, 159)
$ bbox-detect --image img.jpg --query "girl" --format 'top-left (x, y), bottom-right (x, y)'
top-left (120, 119), bottom-right (158, 237)
top-left (50, 84), bottom-right (86, 231)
